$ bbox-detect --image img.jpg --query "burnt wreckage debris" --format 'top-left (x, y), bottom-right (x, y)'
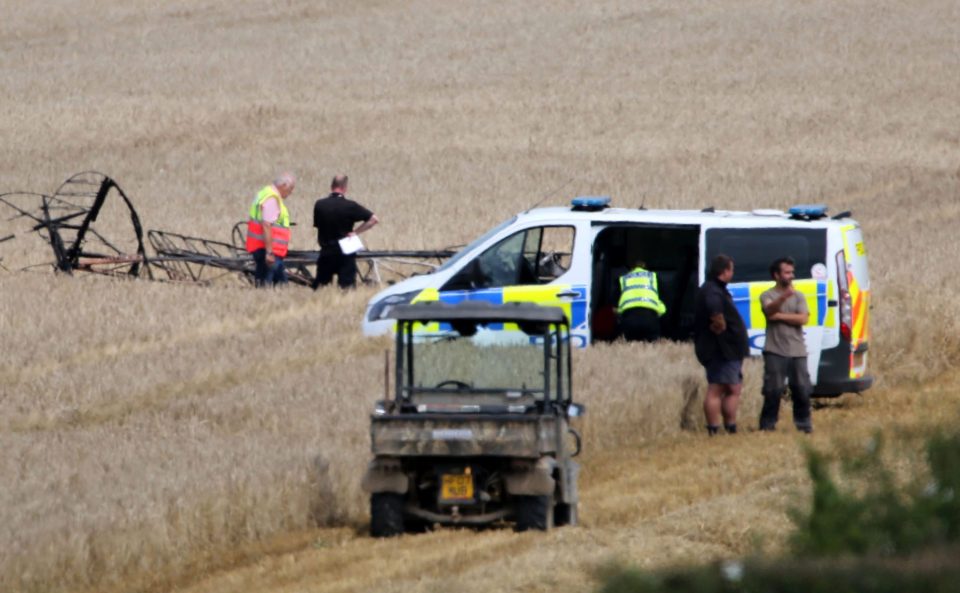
top-left (0, 172), bottom-right (454, 286)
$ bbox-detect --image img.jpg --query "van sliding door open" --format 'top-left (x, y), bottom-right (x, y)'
top-left (591, 224), bottom-right (700, 342)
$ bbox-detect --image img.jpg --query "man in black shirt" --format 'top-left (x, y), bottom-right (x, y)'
top-left (311, 175), bottom-right (379, 289)
top-left (694, 254), bottom-right (750, 435)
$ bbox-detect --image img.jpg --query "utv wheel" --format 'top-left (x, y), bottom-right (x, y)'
top-left (370, 493), bottom-right (405, 537)
top-left (514, 495), bottom-right (553, 532)
top-left (554, 502), bottom-right (578, 527)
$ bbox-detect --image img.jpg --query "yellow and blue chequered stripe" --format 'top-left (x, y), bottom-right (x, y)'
top-left (728, 279), bottom-right (830, 330)
top-left (408, 285), bottom-right (589, 335)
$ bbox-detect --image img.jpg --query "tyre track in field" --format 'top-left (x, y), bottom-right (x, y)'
top-left (172, 375), bottom-right (960, 593)
top-left (169, 426), bottom-right (824, 593)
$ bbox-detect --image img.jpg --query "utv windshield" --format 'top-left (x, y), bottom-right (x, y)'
top-left (396, 319), bottom-right (570, 409)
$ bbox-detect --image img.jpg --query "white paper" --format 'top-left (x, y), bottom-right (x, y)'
top-left (338, 234), bottom-right (365, 255)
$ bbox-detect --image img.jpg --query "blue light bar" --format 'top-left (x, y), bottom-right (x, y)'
top-left (571, 196), bottom-right (611, 211)
top-left (788, 204), bottom-right (828, 219)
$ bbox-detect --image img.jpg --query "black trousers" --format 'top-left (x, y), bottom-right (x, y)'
top-left (619, 308), bottom-right (661, 342)
top-left (760, 352), bottom-right (813, 431)
top-left (312, 248), bottom-right (357, 289)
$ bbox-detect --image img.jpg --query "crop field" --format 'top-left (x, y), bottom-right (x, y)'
top-left (1, 0), bottom-right (959, 591)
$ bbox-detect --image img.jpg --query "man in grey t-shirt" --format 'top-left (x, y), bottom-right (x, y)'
top-left (759, 257), bottom-right (813, 433)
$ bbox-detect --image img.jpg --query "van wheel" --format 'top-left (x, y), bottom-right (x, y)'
top-left (554, 501), bottom-right (578, 527)
top-left (515, 495), bottom-right (553, 532)
top-left (370, 493), bottom-right (405, 537)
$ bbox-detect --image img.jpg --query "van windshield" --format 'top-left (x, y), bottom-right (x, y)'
top-left (436, 216), bottom-right (518, 273)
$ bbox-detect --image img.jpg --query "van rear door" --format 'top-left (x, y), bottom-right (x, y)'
top-left (839, 224), bottom-right (871, 379)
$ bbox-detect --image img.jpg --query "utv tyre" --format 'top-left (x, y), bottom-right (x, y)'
top-left (554, 501), bottom-right (578, 527)
top-left (370, 493), bottom-right (405, 537)
top-left (514, 495), bottom-right (553, 532)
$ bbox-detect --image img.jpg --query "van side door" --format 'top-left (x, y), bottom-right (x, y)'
top-left (704, 227), bottom-right (829, 383)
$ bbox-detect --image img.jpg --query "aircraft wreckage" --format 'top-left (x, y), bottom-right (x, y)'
top-left (0, 171), bottom-right (454, 286)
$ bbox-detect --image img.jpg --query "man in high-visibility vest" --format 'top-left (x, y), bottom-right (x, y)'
top-left (617, 257), bottom-right (666, 342)
top-left (246, 172), bottom-right (295, 287)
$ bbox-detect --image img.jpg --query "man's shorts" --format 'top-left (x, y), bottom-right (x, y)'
top-left (704, 358), bottom-right (743, 385)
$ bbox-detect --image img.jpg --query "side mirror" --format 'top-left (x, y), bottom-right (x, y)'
top-left (567, 403), bottom-right (586, 418)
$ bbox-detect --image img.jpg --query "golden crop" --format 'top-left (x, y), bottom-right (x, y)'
top-left (1, 1), bottom-right (959, 592)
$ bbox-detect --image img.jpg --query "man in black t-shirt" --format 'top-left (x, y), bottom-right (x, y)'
top-left (693, 254), bottom-right (750, 435)
top-left (311, 175), bottom-right (379, 289)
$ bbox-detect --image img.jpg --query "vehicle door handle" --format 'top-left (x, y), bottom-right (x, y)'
top-left (556, 291), bottom-right (579, 299)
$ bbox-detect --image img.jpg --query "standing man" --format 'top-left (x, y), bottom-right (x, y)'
top-left (617, 256), bottom-right (666, 342)
top-left (693, 254), bottom-right (750, 435)
top-left (311, 174), bottom-right (379, 289)
top-left (759, 257), bottom-right (813, 433)
top-left (246, 172), bottom-right (295, 287)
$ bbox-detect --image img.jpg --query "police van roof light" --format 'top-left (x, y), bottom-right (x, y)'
top-left (788, 204), bottom-right (829, 220)
top-left (571, 196), bottom-right (611, 211)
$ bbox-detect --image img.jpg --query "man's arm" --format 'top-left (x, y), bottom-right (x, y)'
top-left (261, 197), bottom-right (279, 262)
top-left (352, 214), bottom-right (379, 235)
top-left (704, 288), bottom-right (726, 334)
top-left (764, 291), bottom-right (809, 326)
top-left (709, 313), bottom-right (726, 334)
top-left (762, 289), bottom-right (793, 318)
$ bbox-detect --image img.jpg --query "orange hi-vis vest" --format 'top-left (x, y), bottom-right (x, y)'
top-left (246, 185), bottom-right (291, 257)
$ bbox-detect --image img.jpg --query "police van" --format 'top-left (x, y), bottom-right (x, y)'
top-left (364, 198), bottom-right (872, 396)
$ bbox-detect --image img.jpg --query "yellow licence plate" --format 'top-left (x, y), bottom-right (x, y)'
top-left (440, 474), bottom-right (474, 501)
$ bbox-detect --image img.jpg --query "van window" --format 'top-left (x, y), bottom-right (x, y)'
top-left (705, 228), bottom-right (826, 282)
top-left (437, 216), bottom-right (517, 273)
top-left (444, 225), bottom-right (575, 290)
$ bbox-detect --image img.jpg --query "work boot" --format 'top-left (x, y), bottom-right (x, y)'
top-left (707, 425), bottom-right (720, 436)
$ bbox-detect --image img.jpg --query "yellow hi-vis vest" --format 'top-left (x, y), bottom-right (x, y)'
top-left (618, 267), bottom-right (666, 316)
top-left (246, 185), bottom-right (291, 256)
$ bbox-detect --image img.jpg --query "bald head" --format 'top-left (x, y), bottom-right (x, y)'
top-left (331, 174), bottom-right (349, 193)
top-left (274, 172), bottom-right (296, 198)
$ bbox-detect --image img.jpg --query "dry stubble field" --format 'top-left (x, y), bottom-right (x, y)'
top-left (1, 1), bottom-right (959, 592)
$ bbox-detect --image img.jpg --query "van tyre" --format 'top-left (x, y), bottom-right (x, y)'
top-left (370, 493), bottom-right (405, 537)
top-left (554, 501), bottom-right (578, 527)
top-left (514, 495), bottom-right (554, 532)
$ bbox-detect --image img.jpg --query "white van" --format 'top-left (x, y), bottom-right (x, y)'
top-left (364, 198), bottom-right (872, 396)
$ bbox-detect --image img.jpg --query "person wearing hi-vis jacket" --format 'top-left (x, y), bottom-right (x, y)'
top-left (245, 172), bottom-right (296, 287)
top-left (617, 256), bottom-right (667, 342)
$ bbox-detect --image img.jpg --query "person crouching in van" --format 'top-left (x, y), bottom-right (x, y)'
top-left (759, 257), bottom-right (813, 433)
top-left (617, 256), bottom-right (667, 342)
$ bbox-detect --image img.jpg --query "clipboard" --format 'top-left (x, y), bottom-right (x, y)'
top-left (338, 234), bottom-right (365, 255)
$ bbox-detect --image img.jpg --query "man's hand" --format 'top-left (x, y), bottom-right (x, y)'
top-left (266, 252), bottom-right (276, 264)
top-left (709, 313), bottom-right (726, 335)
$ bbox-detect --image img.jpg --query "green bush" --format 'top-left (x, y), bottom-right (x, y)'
top-left (596, 429), bottom-right (960, 593)
top-left (791, 430), bottom-right (960, 556)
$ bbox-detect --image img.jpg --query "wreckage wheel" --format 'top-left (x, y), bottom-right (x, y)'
top-left (370, 493), bottom-right (405, 537)
top-left (514, 495), bottom-right (554, 532)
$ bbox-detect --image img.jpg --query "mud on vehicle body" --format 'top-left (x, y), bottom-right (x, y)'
top-left (362, 301), bottom-right (584, 535)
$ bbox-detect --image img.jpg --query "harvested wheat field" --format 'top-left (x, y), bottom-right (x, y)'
top-left (2, 0), bottom-right (960, 591)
